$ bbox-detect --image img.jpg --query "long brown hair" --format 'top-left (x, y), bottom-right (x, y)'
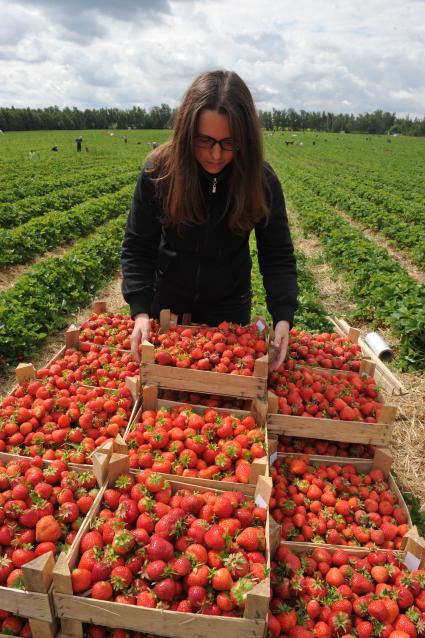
top-left (148, 70), bottom-right (269, 232)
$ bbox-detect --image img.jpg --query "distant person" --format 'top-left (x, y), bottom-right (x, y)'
top-left (51, 145), bottom-right (59, 152)
top-left (85, 146), bottom-right (90, 152)
top-left (29, 149), bottom-right (36, 158)
top-left (151, 141), bottom-right (158, 149)
top-left (75, 136), bottom-right (83, 152)
top-left (124, 135), bottom-right (128, 144)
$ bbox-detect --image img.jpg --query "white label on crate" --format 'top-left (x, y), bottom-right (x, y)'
top-left (270, 451), bottom-right (278, 466)
top-left (256, 320), bottom-right (265, 332)
top-left (404, 552), bottom-right (421, 572)
top-left (255, 494), bottom-right (267, 509)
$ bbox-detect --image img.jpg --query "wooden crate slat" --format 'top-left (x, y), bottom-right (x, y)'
top-left (0, 587), bottom-right (54, 622)
top-left (53, 593), bottom-right (265, 638)
top-left (267, 413), bottom-right (393, 445)
top-left (141, 361), bottom-right (266, 398)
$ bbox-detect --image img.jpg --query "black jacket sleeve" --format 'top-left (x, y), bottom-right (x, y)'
top-left (121, 168), bottom-right (162, 318)
top-left (254, 163), bottom-right (298, 327)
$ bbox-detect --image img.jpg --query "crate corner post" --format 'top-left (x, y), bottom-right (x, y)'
top-left (15, 362), bottom-right (36, 384)
top-left (92, 300), bottom-right (107, 314)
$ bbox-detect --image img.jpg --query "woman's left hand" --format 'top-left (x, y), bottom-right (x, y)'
top-left (269, 320), bottom-right (290, 370)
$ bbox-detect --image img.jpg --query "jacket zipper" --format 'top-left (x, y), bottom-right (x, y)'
top-left (194, 177), bottom-right (217, 302)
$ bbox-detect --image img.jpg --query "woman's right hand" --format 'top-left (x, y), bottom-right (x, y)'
top-left (131, 313), bottom-right (151, 364)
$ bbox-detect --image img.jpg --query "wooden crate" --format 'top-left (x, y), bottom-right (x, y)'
top-left (125, 381), bottom-right (269, 486)
top-left (267, 359), bottom-right (397, 446)
top-left (0, 449), bottom-right (109, 638)
top-left (270, 448), bottom-right (413, 543)
top-left (140, 340), bottom-right (268, 401)
top-left (274, 524), bottom-right (425, 565)
top-left (329, 317), bottom-right (407, 396)
top-left (52, 471), bottom-right (272, 638)
top-left (5, 364), bottom-right (139, 466)
top-left (0, 552), bottom-right (56, 638)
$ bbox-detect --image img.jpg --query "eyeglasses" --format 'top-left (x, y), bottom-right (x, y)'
top-left (194, 134), bottom-right (234, 151)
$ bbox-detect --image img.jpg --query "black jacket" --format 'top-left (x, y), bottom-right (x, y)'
top-left (121, 161), bottom-right (298, 326)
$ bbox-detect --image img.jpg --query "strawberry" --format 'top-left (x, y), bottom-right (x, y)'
top-left (204, 524), bottom-right (227, 551)
top-left (394, 615), bottom-right (418, 638)
top-left (368, 599), bottom-right (389, 623)
top-left (357, 621), bottom-right (374, 638)
top-left (91, 581), bottom-right (113, 600)
top-left (146, 535), bottom-right (174, 562)
top-left (230, 577), bottom-right (256, 608)
top-left (71, 567), bottom-right (92, 594)
top-left (111, 530), bottom-right (135, 555)
top-left (212, 567), bottom-right (233, 591)
top-left (236, 527), bottom-right (265, 552)
top-left (35, 515), bottom-right (61, 542)
top-left (110, 565), bottom-right (133, 590)
top-left (276, 606), bottom-right (298, 632)
top-left (153, 577), bottom-right (176, 601)
top-left (328, 611), bottom-right (352, 637)
top-left (188, 585), bottom-right (207, 609)
top-left (136, 590), bottom-right (156, 607)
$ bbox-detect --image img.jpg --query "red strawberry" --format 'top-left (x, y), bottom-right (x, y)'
top-left (92, 581), bottom-right (113, 600)
top-left (146, 535), bottom-right (174, 562)
top-left (153, 577), bottom-right (176, 601)
top-left (136, 590), bottom-right (156, 607)
top-left (236, 527), bottom-right (265, 552)
top-left (212, 567), bottom-right (233, 591)
top-left (394, 615), bottom-right (417, 638)
top-left (204, 525), bottom-right (227, 551)
top-left (35, 515), bottom-right (61, 542)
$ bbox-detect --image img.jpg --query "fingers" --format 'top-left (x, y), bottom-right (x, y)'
top-left (130, 329), bottom-right (141, 364)
top-left (131, 316), bottom-right (151, 364)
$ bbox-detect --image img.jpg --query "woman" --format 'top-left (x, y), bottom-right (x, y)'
top-left (121, 70), bottom-right (298, 369)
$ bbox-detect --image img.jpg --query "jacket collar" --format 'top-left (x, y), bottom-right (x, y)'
top-left (198, 161), bottom-right (233, 184)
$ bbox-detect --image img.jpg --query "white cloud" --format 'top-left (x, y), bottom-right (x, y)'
top-left (0, 0), bottom-right (424, 117)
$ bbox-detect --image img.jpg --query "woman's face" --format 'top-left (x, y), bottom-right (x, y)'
top-left (194, 110), bottom-right (234, 174)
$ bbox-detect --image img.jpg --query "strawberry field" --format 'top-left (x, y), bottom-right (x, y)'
top-left (0, 129), bottom-right (424, 638)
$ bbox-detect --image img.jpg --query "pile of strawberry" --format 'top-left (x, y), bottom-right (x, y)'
top-left (270, 457), bottom-right (409, 548)
top-left (71, 471), bottom-right (268, 615)
top-left (277, 435), bottom-right (374, 459)
top-left (79, 313), bottom-right (158, 350)
top-left (126, 405), bottom-right (266, 483)
top-left (37, 346), bottom-right (139, 389)
top-left (151, 322), bottom-right (267, 375)
top-left (0, 456), bottom-right (99, 590)
top-left (0, 379), bottom-right (132, 462)
top-left (159, 388), bottom-right (249, 411)
top-left (268, 544), bottom-right (425, 638)
top-left (0, 611), bottom-right (31, 637)
top-left (287, 329), bottom-right (363, 371)
top-left (268, 364), bottom-right (382, 422)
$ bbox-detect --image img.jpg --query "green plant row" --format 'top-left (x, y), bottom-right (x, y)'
top-left (0, 162), bottom-right (119, 204)
top-left (0, 169), bottom-right (138, 228)
top-left (289, 166), bottom-right (425, 268)
top-left (250, 236), bottom-right (333, 333)
top-left (282, 173), bottom-right (425, 370)
top-left (0, 185), bottom-right (133, 267)
top-left (290, 155), bottom-right (425, 223)
top-left (0, 214), bottom-right (127, 366)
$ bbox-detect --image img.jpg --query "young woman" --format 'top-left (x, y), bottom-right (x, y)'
top-left (121, 70), bottom-right (298, 369)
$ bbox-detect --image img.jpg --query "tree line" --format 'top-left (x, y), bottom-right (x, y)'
top-left (0, 104), bottom-right (424, 136)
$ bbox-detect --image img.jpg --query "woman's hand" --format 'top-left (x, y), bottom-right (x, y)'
top-left (131, 313), bottom-right (151, 364)
top-left (269, 320), bottom-right (290, 371)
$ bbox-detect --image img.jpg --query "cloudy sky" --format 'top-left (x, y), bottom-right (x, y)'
top-left (1, 0), bottom-right (424, 117)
